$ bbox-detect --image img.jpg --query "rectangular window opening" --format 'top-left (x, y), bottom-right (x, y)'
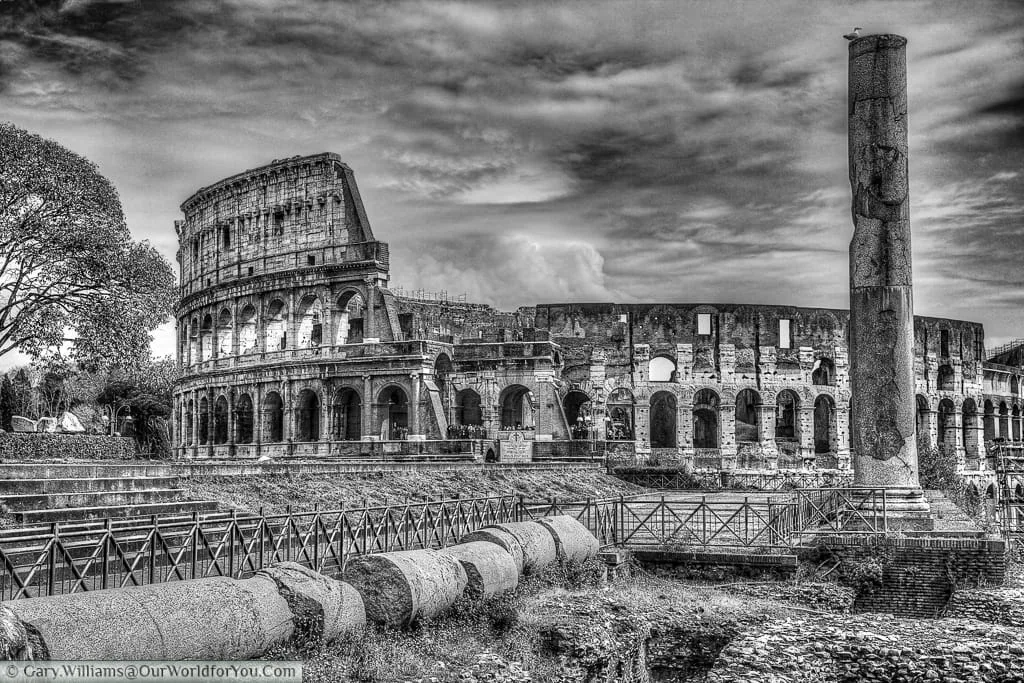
top-left (307, 255), bottom-right (316, 266)
top-left (697, 313), bottom-right (712, 336)
top-left (779, 319), bottom-right (791, 349)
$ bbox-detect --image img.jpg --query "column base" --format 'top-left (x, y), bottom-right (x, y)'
top-left (852, 487), bottom-right (934, 531)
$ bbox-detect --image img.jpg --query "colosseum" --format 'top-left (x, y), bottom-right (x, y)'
top-left (172, 152), bottom-right (1018, 487)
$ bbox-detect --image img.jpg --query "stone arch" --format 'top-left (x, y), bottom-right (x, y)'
top-left (693, 388), bottom-right (719, 449)
top-left (378, 385), bottom-right (409, 439)
top-left (198, 396), bottom-right (210, 445)
top-left (811, 357), bottom-right (835, 386)
top-left (499, 384), bottom-right (533, 429)
top-left (606, 388), bottom-right (635, 440)
top-left (455, 388), bottom-right (483, 426)
top-left (650, 391), bottom-right (677, 448)
top-left (649, 355), bottom-right (677, 382)
top-left (296, 388), bottom-right (321, 442)
top-left (937, 398), bottom-right (956, 449)
top-left (937, 365), bottom-right (955, 392)
top-left (265, 299), bottom-right (288, 351)
top-left (336, 290), bottom-right (366, 345)
top-left (296, 295), bottom-right (324, 348)
top-left (1013, 376), bottom-right (1020, 396)
top-left (216, 308), bottom-right (233, 357)
top-left (263, 391), bottom-right (284, 442)
top-left (735, 388), bottom-right (761, 443)
top-left (188, 317), bottom-right (199, 365)
top-left (1000, 401), bottom-right (1010, 440)
top-left (238, 305), bottom-right (258, 354)
top-left (813, 394), bottom-right (837, 454)
top-left (332, 387), bottom-right (361, 441)
top-left (200, 314), bottom-right (214, 362)
top-left (434, 353), bottom-right (453, 405)
top-left (986, 482), bottom-right (997, 500)
top-left (775, 389), bottom-right (800, 440)
top-left (564, 390), bottom-right (592, 439)
top-left (236, 393), bottom-right (254, 444)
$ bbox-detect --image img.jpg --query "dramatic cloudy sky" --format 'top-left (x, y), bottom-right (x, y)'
top-left (2, 0), bottom-right (1023, 359)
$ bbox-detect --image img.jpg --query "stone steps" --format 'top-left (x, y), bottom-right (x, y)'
top-left (2, 488), bottom-right (189, 511)
top-left (924, 489), bottom-right (981, 532)
top-left (13, 501), bottom-right (220, 524)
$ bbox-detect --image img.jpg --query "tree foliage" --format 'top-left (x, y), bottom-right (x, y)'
top-left (0, 122), bottom-right (176, 371)
top-left (96, 356), bottom-right (178, 457)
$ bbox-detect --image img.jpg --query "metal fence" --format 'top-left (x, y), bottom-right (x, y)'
top-left (0, 488), bottom-right (891, 600)
top-left (0, 496), bottom-right (518, 600)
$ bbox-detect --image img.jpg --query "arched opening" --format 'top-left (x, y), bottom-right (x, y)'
top-left (296, 389), bottom-right (321, 442)
top-left (331, 388), bottom-right (361, 441)
top-left (499, 385), bottom-right (533, 429)
top-left (265, 300), bottom-right (288, 351)
top-left (297, 295), bottom-right (324, 348)
top-left (455, 389), bottom-right (483, 426)
top-left (649, 356), bottom-right (676, 382)
top-left (984, 400), bottom-right (996, 442)
top-left (811, 358), bottom-right (835, 386)
top-left (1015, 482), bottom-right (1023, 500)
top-left (649, 391), bottom-right (677, 448)
top-left (188, 318), bottom-right (199, 365)
top-left (200, 314), bottom-right (214, 362)
top-left (213, 395), bottom-right (229, 444)
top-left (937, 398), bottom-right (956, 451)
top-left (198, 396), bottom-right (210, 445)
top-left (236, 394), bottom-right (254, 444)
top-left (962, 398), bottom-right (978, 457)
top-left (216, 308), bottom-right (233, 357)
top-left (735, 389), bottom-right (760, 443)
top-left (937, 365), bottom-right (955, 392)
top-left (1013, 376), bottom-right (1020, 396)
top-left (263, 392), bottom-right (284, 442)
top-left (606, 388), bottom-right (635, 440)
top-left (775, 390), bottom-right (799, 440)
top-left (916, 395), bottom-right (931, 450)
top-left (813, 394), bottom-right (836, 454)
top-left (238, 305), bottom-right (258, 354)
top-left (185, 399), bottom-right (194, 445)
top-left (1000, 402), bottom-right (1010, 440)
top-left (379, 386), bottom-right (409, 439)
top-left (564, 390), bottom-right (592, 440)
top-left (336, 291), bottom-right (365, 345)
top-left (693, 389), bottom-right (719, 449)
top-left (1015, 405), bottom-right (1022, 442)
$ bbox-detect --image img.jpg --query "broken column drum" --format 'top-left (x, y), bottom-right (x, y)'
top-left (847, 34), bottom-right (926, 505)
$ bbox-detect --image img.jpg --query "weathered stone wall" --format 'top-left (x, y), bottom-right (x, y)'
top-left (810, 535), bottom-right (1009, 618)
top-left (0, 434), bottom-right (136, 461)
top-left (944, 586), bottom-right (1024, 626)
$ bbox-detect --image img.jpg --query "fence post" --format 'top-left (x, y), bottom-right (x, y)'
top-left (191, 511), bottom-right (199, 579)
top-left (744, 497), bottom-right (749, 545)
top-left (701, 496), bottom-right (707, 546)
top-left (47, 522), bottom-right (58, 597)
top-left (149, 515), bottom-right (158, 585)
top-left (313, 502), bottom-right (321, 572)
top-left (229, 509), bottom-right (237, 578)
top-left (618, 494), bottom-right (625, 545)
top-left (102, 518), bottom-right (111, 591)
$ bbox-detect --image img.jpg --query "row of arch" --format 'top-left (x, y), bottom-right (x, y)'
top-left (181, 291), bottom-right (367, 364)
top-left (648, 356), bottom-right (839, 385)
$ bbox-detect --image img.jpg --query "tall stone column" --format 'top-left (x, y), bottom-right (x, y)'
top-left (848, 34), bottom-right (928, 516)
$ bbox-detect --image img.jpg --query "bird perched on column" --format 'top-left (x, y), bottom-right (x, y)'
top-left (843, 27), bottom-right (862, 40)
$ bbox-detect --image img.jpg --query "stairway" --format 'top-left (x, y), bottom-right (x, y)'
top-left (923, 489), bottom-right (982, 535)
top-left (0, 464), bottom-right (220, 524)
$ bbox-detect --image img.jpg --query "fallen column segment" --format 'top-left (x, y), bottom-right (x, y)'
top-left (439, 541), bottom-right (519, 598)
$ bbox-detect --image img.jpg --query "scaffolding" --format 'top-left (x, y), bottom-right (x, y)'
top-left (391, 286), bottom-right (467, 304)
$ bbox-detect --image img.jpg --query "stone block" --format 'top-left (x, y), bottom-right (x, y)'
top-left (535, 515), bottom-right (600, 564)
top-left (343, 548), bottom-right (468, 627)
top-left (438, 541), bottom-right (519, 598)
top-left (257, 561), bottom-right (365, 642)
top-left (4, 575), bottom-right (294, 661)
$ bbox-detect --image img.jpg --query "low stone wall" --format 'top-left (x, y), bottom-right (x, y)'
top-left (944, 587), bottom-right (1024, 627)
top-left (808, 535), bottom-right (1009, 618)
top-left (708, 614), bottom-right (1024, 682)
top-left (0, 433), bottom-right (136, 461)
top-left (633, 550), bottom-right (799, 582)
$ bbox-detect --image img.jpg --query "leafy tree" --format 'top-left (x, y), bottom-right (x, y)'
top-left (0, 122), bottom-right (176, 371)
top-left (8, 368), bottom-right (34, 418)
top-left (0, 375), bottom-right (13, 431)
top-left (96, 356), bottom-right (178, 457)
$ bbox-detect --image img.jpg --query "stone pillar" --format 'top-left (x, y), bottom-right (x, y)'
top-left (756, 404), bottom-right (777, 454)
top-left (848, 33), bottom-right (929, 518)
top-left (361, 375), bottom-right (374, 440)
top-left (409, 373), bottom-right (423, 439)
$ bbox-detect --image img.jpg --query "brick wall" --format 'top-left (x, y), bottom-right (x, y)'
top-left (809, 534), bottom-right (1009, 618)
